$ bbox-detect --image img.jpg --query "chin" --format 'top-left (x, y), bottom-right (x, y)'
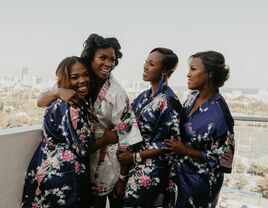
top-left (143, 77), bottom-right (149, 82)
top-left (187, 84), bottom-right (194, 90)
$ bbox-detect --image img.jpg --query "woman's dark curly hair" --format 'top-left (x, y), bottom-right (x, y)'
top-left (189, 51), bottom-right (230, 88)
top-left (81, 33), bottom-right (123, 67)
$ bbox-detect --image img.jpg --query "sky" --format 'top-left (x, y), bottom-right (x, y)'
top-left (0, 0), bottom-right (268, 89)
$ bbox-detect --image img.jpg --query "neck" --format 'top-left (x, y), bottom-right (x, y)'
top-left (150, 80), bottom-right (161, 96)
top-left (199, 85), bottom-right (218, 102)
top-left (96, 77), bottom-right (105, 88)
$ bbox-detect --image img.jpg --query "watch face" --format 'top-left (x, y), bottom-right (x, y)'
top-left (136, 153), bottom-right (142, 162)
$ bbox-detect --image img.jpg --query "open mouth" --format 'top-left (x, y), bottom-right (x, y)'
top-left (100, 68), bottom-right (111, 73)
top-left (143, 71), bottom-right (149, 76)
top-left (77, 86), bottom-right (88, 94)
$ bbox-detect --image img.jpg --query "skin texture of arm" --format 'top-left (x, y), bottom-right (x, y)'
top-left (89, 129), bottom-right (118, 153)
top-left (37, 88), bottom-right (85, 107)
top-left (118, 148), bottom-right (170, 165)
top-left (164, 139), bottom-right (203, 161)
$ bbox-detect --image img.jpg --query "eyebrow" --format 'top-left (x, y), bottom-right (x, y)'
top-left (70, 70), bottom-right (88, 75)
top-left (148, 59), bottom-right (159, 65)
top-left (97, 53), bottom-right (115, 58)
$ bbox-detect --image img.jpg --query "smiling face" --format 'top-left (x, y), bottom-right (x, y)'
top-left (187, 57), bottom-right (209, 90)
top-left (69, 62), bottom-right (90, 96)
top-left (143, 51), bottom-right (164, 83)
top-left (90, 48), bottom-right (116, 80)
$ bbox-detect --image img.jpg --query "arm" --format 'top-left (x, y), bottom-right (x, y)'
top-left (37, 89), bottom-right (60, 107)
top-left (164, 139), bottom-right (203, 161)
top-left (37, 88), bottom-right (85, 107)
top-left (118, 148), bottom-right (169, 165)
top-left (112, 162), bottom-right (129, 198)
top-left (164, 131), bottom-right (235, 173)
top-left (89, 129), bottom-right (118, 152)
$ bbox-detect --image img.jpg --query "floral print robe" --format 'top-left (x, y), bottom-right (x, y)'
top-left (22, 99), bottom-right (95, 208)
top-left (175, 91), bottom-right (235, 208)
top-left (123, 82), bottom-right (182, 208)
top-left (90, 74), bottom-right (143, 196)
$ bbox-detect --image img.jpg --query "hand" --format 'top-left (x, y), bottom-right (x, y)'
top-left (57, 88), bottom-right (86, 107)
top-left (117, 149), bottom-right (133, 164)
top-left (102, 129), bottom-right (118, 145)
top-left (164, 139), bottom-right (188, 155)
top-left (111, 178), bottom-right (127, 199)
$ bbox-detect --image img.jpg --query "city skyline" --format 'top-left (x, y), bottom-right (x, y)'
top-left (1, 0), bottom-right (268, 89)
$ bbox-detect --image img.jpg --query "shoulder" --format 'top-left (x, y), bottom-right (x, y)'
top-left (46, 98), bottom-right (69, 115)
top-left (211, 93), bottom-right (234, 133)
top-left (164, 86), bottom-right (182, 111)
top-left (183, 90), bottom-right (199, 108)
top-left (109, 75), bottom-right (128, 99)
top-left (132, 89), bottom-right (149, 105)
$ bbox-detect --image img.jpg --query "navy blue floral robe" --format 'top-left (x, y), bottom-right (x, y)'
top-left (22, 99), bottom-right (95, 208)
top-left (123, 82), bottom-right (182, 208)
top-left (175, 91), bottom-right (235, 208)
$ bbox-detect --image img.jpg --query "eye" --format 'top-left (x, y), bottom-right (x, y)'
top-left (190, 66), bottom-right (196, 71)
top-left (99, 55), bottom-right (106, 60)
top-left (70, 76), bottom-right (78, 80)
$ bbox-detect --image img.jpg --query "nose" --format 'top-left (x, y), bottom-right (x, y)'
top-left (144, 62), bottom-right (148, 71)
top-left (187, 70), bottom-right (191, 78)
top-left (104, 59), bottom-right (114, 68)
top-left (78, 76), bottom-right (87, 84)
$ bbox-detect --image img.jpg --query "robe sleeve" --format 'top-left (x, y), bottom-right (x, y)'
top-left (150, 98), bottom-right (181, 149)
top-left (46, 100), bottom-right (94, 158)
top-left (201, 129), bottom-right (235, 173)
top-left (111, 94), bottom-right (143, 147)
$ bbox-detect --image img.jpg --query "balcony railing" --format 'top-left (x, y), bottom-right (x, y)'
top-left (0, 117), bottom-right (268, 208)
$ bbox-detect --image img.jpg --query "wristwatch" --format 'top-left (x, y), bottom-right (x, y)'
top-left (135, 152), bottom-right (142, 163)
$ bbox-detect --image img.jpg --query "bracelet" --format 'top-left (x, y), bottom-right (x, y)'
top-left (119, 174), bottom-right (128, 181)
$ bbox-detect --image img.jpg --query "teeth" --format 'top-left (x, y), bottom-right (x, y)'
top-left (101, 69), bottom-right (111, 73)
top-left (78, 86), bottom-right (87, 91)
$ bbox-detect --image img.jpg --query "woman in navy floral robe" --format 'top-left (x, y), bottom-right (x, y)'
top-left (22, 57), bottom-right (117, 208)
top-left (165, 51), bottom-right (235, 208)
top-left (118, 48), bottom-right (182, 208)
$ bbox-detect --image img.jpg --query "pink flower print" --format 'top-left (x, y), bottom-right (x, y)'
top-left (130, 180), bottom-right (137, 191)
top-left (159, 100), bottom-right (167, 110)
top-left (32, 203), bottom-right (39, 208)
top-left (70, 107), bottom-right (80, 129)
top-left (118, 122), bottom-right (128, 132)
top-left (128, 103), bottom-right (133, 111)
top-left (139, 176), bottom-right (151, 187)
top-left (145, 159), bottom-right (152, 166)
top-left (80, 134), bottom-right (86, 142)
top-left (61, 151), bottom-right (74, 161)
top-left (75, 161), bottom-right (80, 173)
top-left (35, 160), bottom-right (49, 196)
top-left (98, 81), bottom-right (110, 102)
top-left (168, 180), bottom-right (173, 188)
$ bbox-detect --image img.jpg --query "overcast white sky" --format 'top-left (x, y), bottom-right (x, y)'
top-left (0, 0), bottom-right (267, 89)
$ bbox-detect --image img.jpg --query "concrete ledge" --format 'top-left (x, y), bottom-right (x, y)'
top-left (0, 125), bottom-right (42, 208)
